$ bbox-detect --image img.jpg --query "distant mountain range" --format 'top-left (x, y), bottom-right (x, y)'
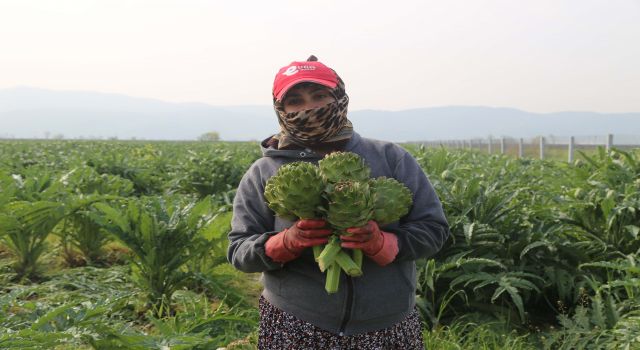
top-left (1, 87), bottom-right (639, 142)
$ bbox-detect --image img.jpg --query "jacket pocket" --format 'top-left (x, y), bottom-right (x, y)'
top-left (354, 261), bottom-right (415, 319)
top-left (275, 263), bottom-right (344, 320)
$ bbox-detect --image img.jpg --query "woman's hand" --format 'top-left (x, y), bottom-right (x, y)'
top-left (341, 220), bottom-right (399, 266)
top-left (265, 219), bottom-right (331, 263)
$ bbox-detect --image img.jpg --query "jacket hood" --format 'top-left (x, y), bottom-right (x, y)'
top-left (260, 132), bottom-right (362, 160)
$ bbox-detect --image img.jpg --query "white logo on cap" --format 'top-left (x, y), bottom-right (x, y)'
top-left (283, 66), bottom-right (298, 76)
top-left (282, 65), bottom-right (317, 76)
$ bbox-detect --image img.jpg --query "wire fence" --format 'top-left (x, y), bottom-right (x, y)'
top-left (415, 134), bottom-right (640, 162)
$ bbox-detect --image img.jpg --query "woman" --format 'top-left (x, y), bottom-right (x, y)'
top-left (227, 55), bottom-right (450, 349)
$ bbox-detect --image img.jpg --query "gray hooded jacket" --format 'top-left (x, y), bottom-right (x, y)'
top-left (227, 132), bottom-right (450, 335)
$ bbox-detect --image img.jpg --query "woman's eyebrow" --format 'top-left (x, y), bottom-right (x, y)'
top-left (309, 86), bottom-right (329, 93)
top-left (284, 91), bottom-right (302, 98)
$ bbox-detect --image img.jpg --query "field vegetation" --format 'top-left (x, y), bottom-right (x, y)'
top-left (0, 139), bottom-right (639, 349)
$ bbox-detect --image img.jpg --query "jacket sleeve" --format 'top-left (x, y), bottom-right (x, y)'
top-left (386, 151), bottom-right (450, 261)
top-left (227, 163), bottom-right (283, 273)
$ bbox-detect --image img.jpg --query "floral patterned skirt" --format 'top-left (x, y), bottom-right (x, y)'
top-left (258, 296), bottom-right (425, 350)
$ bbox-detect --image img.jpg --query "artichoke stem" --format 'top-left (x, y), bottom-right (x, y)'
top-left (336, 250), bottom-right (362, 276)
top-left (325, 262), bottom-right (341, 294)
top-left (317, 237), bottom-right (341, 272)
top-left (312, 245), bottom-right (323, 262)
top-left (352, 249), bottom-right (363, 270)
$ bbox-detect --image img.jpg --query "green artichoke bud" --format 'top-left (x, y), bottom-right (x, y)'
top-left (369, 177), bottom-right (413, 225)
top-left (264, 162), bottom-right (325, 220)
top-left (324, 180), bottom-right (373, 230)
top-left (264, 181), bottom-right (295, 220)
top-left (318, 152), bottom-right (371, 184)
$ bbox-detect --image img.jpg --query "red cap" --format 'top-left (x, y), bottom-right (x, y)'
top-left (272, 59), bottom-right (338, 101)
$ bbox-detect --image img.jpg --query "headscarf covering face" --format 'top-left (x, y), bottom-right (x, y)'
top-left (272, 64), bottom-right (353, 149)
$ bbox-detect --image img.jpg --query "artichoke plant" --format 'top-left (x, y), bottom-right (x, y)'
top-left (324, 180), bottom-right (374, 231)
top-left (317, 180), bottom-right (374, 290)
top-left (370, 177), bottom-right (413, 225)
top-left (264, 162), bottom-right (325, 220)
top-left (318, 151), bottom-right (370, 184)
top-left (263, 152), bottom-right (414, 294)
top-left (263, 181), bottom-right (295, 221)
top-left (93, 195), bottom-right (215, 317)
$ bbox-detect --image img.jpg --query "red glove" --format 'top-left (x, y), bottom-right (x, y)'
top-left (341, 220), bottom-right (399, 266)
top-left (265, 219), bottom-right (331, 263)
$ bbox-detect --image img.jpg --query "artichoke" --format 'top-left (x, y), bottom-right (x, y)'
top-left (324, 180), bottom-right (374, 231)
top-left (264, 162), bottom-right (325, 220)
top-left (369, 177), bottom-right (413, 225)
top-left (318, 152), bottom-right (371, 184)
top-left (264, 181), bottom-right (295, 220)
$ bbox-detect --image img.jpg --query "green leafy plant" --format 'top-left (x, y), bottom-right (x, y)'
top-left (89, 292), bottom-right (257, 350)
top-left (170, 148), bottom-right (258, 199)
top-left (0, 195), bottom-right (109, 281)
top-left (58, 208), bottom-right (112, 266)
top-left (94, 195), bottom-right (217, 316)
top-left (87, 151), bottom-right (166, 196)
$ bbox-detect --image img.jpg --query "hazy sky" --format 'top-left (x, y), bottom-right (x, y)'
top-left (1, 0), bottom-right (639, 113)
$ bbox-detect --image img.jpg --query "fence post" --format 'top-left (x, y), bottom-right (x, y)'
top-left (488, 136), bottom-right (493, 154)
top-left (518, 138), bottom-right (524, 158)
top-left (539, 136), bottom-right (545, 160)
top-left (500, 137), bottom-right (505, 154)
top-left (606, 134), bottom-right (613, 152)
top-left (568, 136), bottom-right (575, 163)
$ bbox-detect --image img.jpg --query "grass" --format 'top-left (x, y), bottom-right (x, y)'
top-left (423, 319), bottom-right (541, 350)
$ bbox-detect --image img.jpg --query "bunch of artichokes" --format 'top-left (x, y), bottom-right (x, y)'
top-left (264, 151), bottom-right (413, 293)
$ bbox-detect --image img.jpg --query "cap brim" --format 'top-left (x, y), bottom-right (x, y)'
top-left (275, 78), bottom-right (338, 101)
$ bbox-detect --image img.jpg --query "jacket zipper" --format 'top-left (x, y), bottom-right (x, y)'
top-left (338, 275), bottom-right (354, 336)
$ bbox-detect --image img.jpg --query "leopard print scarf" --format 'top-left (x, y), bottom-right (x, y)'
top-left (273, 82), bottom-right (353, 149)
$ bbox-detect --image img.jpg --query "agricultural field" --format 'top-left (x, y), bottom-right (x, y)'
top-left (1, 139), bottom-right (639, 349)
